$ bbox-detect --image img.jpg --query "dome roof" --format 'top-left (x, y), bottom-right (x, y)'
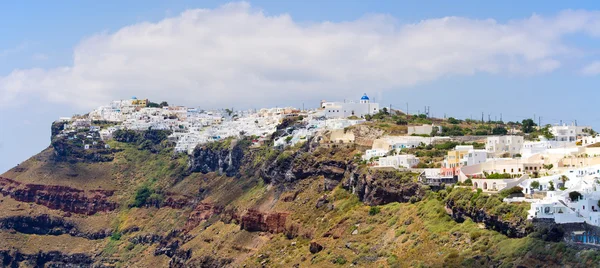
top-left (360, 93), bottom-right (369, 100)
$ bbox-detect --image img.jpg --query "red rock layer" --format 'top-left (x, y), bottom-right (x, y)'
top-left (0, 177), bottom-right (117, 215)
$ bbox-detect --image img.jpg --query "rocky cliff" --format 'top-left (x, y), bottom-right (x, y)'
top-left (2, 119), bottom-right (591, 267)
top-left (188, 138), bottom-right (251, 177)
top-left (0, 177), bottom-right (116, 215)
top-left (444, 188), bottom-right (532, 238)
top-left (0, 214), bottom-right (111, 239)
top-left (343, 169), bottom-right (425, 206)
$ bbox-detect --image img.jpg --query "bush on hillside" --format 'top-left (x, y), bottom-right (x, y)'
top-left (499, 186), bottom-right (524, 198)
top-left (486, 173), bottom-right (512, 179)
top-left (569, 191), bottom-right (582, 202)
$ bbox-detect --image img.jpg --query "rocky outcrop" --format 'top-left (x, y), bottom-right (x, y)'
top-left (0, 214), bottom-right (111, 239)
top-left (184, 203), bottom-right (223, 231)
top-left (309, 241), bottom-right (324, 254)
top-left (52, 136), bottom-right (115, 163)
top-left (349, 124), bottom-right (385, 147)
top-left (445, 199), bottom-right (530, 238)
top-left (343, 169), bottom-right (424, 206)
top-left (0, 249), bottom-right (94, 267)
top-left (0, 177), bottom-right (117, 215)
top-left (240, 209), bottom-right (288, 234)
top-left (188, 139), bottom-right (251, 177)
top-left (260, 141), bottom-right (351, 189)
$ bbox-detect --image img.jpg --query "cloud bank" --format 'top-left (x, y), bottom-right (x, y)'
top-left (2, 3), bottom-right (600, 109)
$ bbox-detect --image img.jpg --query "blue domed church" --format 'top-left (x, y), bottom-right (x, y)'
top-left (321, 93), bottom-right (380, 118)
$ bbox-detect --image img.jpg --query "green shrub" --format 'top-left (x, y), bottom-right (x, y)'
top-left (332, 256), bottom-right (347, 265)
top-left (499, 186), bottom-right (523, 198)
top-left (486, 173), bottom-right (512, 179)
top-left (369, 206), bottom-right (381, 215)
top-left (110, 232), bottom-right (122, 241)
top-left (133, 185), bottom-right (152, 207)
top-left (569, 191), bottom-right (583, 202)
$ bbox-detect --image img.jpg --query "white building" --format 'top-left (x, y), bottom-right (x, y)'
top-left (526, 166), bottom-right (600, 226)
top-left (461, 149), bottom-right (487, 166)
top-left (521, 138), bottom-right (576, 158)
top-left (363, 149), bottom-right (389, 161)
top-left (322, 93), bottom-right (379, 118)
top-left (580, 135), bottom-right (600, 146)
top-left (378, 154), bottom-right (420, 168)
top-left (550, 124), bottom-right (578, 142)
top-left (486, 136), bottom-right (524, 156)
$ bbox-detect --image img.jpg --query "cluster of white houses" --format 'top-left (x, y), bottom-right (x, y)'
top-left (57, 95), bottom-right (600, 228)
top-left (57, 94), bottom-right (380, 154)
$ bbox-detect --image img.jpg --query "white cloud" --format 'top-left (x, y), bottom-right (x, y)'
top-left (581, 61), bottom-right (600, 76)
top-left (2, 3), bottom-right (600, 110)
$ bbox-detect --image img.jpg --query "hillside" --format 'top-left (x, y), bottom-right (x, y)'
top-left (0, 121), bottom-right (599, 267)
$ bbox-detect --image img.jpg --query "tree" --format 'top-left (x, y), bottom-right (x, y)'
top-left (569, 191), bottom-right (583, 202)
top-left (549, 181), bottom-right (555, 191)
top-left (146, 102), bottom-right (160, 108)
top-left (559, 175), bottom-right (569, 186)
top-left (521, 119), bottom-right (537, 133)
top-left (530, 180), bottom-right (540, 190)
top-left (159, 101), bottom-right (169, 107)
top-left (492, 126), bottom-right (508, 135)
top-left (448, 117), bottom-right (460, 124)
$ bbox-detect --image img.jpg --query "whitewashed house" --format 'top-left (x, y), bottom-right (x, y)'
top-left (322, 94), bottom-right (379, 118)
top-left (378, 154), bottom-right (420, 168)
top-left (486, 136), bottom-right (524, 156)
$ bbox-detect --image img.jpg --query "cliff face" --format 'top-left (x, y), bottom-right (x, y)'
top-left (0, 250), bottom-right (94, 268)
top-left (343, 169), bottom-right (425, 206)
top-left (2, 120), bottom-right (568, 267)
top-left (444, 188), bottom-right (532, 238)
top-left (240, 209), bottom-right (288, 234)
top-left (445, 198), bottom-right (531, 238)
top-left (0, 177), bottom-right (117, 215)
top-left (188, 139), bottom-right (250, 177)
top-left (0, 214), bottom-right (111, 239)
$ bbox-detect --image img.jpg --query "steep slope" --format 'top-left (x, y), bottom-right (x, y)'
top-left (1, 126), bottom-right (599, 267)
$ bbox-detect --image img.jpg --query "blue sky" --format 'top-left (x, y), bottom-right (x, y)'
top-left (2, 0), bottom-right (600, 173)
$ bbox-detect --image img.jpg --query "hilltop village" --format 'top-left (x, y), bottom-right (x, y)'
top-left (53, 94), bottom-right (600, 244)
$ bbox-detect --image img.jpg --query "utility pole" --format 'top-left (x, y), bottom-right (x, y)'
top-left (481, 112), bottom-right (484, 123)
top-left (538, 116), bottom-right (541, 127)
top-left (406, 102), bottom-right (409, 115)
top-left (500, 113), bottom-right (503, 122)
